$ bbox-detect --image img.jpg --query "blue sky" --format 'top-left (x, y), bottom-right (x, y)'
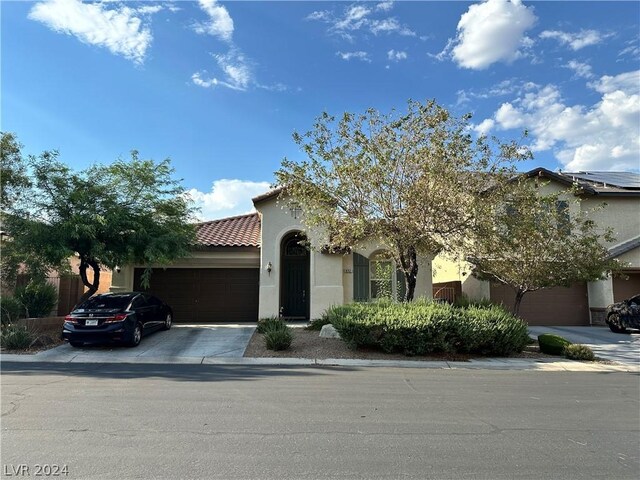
top-left (2, 0), bottom-right (639, 220)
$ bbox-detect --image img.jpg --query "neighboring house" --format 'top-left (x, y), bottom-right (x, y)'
top-left (433, 168), bottom-right (640, 326)
top-left (110, 188), bottom-right (433, 322)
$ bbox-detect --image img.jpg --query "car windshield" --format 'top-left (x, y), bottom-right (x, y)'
top-left (75, 295), bottom-right (134, 310)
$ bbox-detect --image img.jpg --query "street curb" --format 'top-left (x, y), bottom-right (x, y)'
top-left (1, 353), bottom-right (637, 372)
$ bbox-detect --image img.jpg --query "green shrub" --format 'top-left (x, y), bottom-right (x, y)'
top-left (453, 294), bottom-right (493, 309)
top-left (1, 324), bottom-right (35, 350)
top-left (564, 344), bottom-right (595, 361)
top-left (328, 300), bottom-right (530, 356)
top-left (264, 327), bottom-right (293, 351)
top-left (538, 333), bottom-right (572, 355)
top-left (1, 296), bottom-right (25, 325)
top-left (256, 317), bottom-right (287, 334)
top-left (306, 317), bottom-right (332, 331)
top-left (15, 281), bottom-right (58, 318)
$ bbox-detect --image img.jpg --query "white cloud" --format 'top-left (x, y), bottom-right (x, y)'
top-left (337, 51), bottom-right (371, 62)
top-left (192, 49), bottom-right (252, 91)
top-left (306, 10), bottom-right (330, 21)
top-left (188, 179), bottom-right (271, 221)
top-left (589, 70), bottom-right (640, 94)
top-left (376, 1), bottom-right (394, 12)
top-left (618, 39), bottom-right (640, 60)
top-left (195, 0), bottom-right (234, 42)
top-left (473, 118), bottom-right (496, 135)
top-left (455, 79), bottom-right (537, 106)
top-left (307, 2), bottom-right (415, 39)
top-left (491, 71), bottom-right (640, 171)
top-left (136, 5), bottom-right (164, 15)
top-left (539, 29), bottom-right (608, 51)
top-left (370, 18), bottom-right (415, 36)
top-left (445, 0), bottom-right (537, 70)
top-left (28, 0), bottom-right (153, 64)
top-left (565, 60), bottom-right (593, 79)
top-left (387, 49), bottom-right (407, 61)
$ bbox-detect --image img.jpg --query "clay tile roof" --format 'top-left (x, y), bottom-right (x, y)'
top-left (252, 186), bottom-right (284, 205)
top-left (195, 213), bottom-right (261, 247)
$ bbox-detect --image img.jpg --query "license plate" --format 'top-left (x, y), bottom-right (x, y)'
top-left (85, 319), bottom-right (99, 326)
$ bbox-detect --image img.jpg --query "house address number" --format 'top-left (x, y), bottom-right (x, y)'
top-left (343, 269), bottom-right (353, 274)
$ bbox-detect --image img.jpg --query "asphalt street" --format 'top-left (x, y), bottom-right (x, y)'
top-left (1, 362), bottom-right (639, 480)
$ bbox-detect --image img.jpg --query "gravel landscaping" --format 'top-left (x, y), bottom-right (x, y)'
top-left (244, 326), bottom-right (559, 362)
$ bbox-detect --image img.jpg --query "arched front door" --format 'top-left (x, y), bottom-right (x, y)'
top-left (280, 232), bottom-right (310, 319)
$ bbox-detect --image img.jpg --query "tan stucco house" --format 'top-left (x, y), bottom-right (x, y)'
top-left (111, 167), bottom-right (639, 325)
top-left (433, 168), bottom-right (640, 326)
top-left (110, 187), bottom-right (433, 322)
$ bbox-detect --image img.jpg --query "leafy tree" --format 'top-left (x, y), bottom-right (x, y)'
top-left (1, 133), bottom-right (55, 290)
top-left (3, 148), bottom-right (197, 303)
top-left (466, 178), bottom-right (622, 316)
top-left (276, 100), bottom-right (529, 301)
top-left (0, 132), bottom-right (31, 210)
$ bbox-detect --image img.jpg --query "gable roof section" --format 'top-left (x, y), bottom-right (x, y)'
top-left (524, 167), bottom-right (640, 196)
top-left (195, 213), bottom-right (261, 248)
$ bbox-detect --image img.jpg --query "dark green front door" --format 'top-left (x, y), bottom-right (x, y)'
top-left (280, 234), bottom-right (310, 319)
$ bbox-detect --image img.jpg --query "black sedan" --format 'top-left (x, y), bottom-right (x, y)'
top-left (606, 293), bottom-right (640, 333)
top-left (63, 292), bottom-right (173, 347)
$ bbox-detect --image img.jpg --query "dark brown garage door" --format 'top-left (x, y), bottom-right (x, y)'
top-left (490, 283), bottom-right (589, 326)
top-left (613, 272), bottom-right (640, 302)
top-left (134, 268), bottom-right (259, 323)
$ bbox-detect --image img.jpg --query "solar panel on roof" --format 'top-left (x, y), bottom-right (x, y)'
top-left (564, 171), bottom-right (640, 189)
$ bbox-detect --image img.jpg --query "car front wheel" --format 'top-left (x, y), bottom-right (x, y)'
top-left (607, 313), bottom-right (628, 334)
top-left (128, 324), bottom-right (142, 347)
top-left (163, 313), bottom-right (172, 331)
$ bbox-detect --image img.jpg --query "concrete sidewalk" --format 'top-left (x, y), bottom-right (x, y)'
top-left (2, 324), bottom-right (638, 373)
top-left (2, 352), bottom-right (636, 372)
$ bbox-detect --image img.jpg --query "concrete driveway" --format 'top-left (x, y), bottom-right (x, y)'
top-left (34, 323), bottom-right (256, 363)
top-left (528, 325), bottom-right (640, 365)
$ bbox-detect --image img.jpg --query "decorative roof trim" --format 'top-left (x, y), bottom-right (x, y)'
top-left (607, 236), bottom-right (640, 260)
top-left (252, 186), bottom-right (284, 205)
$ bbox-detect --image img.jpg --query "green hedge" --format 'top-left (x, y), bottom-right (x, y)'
top-left (326, 300), bottom-right (530, 356)
top-left (538, 334), bottom-right (572, 355)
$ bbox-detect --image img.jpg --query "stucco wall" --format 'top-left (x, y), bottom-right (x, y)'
top-left (255, 195), bottom-right (344, 319)
top-left (256, 196), bottom-right (434, 318)
top-left (617, 245), bottom-right (640, 269)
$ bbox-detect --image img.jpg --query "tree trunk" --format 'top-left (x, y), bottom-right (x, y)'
top-left (513, 289), bottom-right (526, 317)
top-left (399, 246), bottom-right (419, 302)
top-left (78, 257), bottom-right (101, 304)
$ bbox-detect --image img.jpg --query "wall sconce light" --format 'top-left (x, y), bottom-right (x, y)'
top-left (115, 266), bottom-right (121, 274)
top-left (266, 262), bottom-right (272, 276)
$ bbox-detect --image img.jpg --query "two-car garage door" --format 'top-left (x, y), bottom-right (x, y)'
top-left (134, 268), bottom-right (259, 323)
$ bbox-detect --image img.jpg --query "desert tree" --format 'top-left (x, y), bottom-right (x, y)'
top-left (3, 145), bottom-right (197, 303)
top-left (276, 100), bottom-right (529, 301)
top-left (466, 177), bottom-right (622, 316)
